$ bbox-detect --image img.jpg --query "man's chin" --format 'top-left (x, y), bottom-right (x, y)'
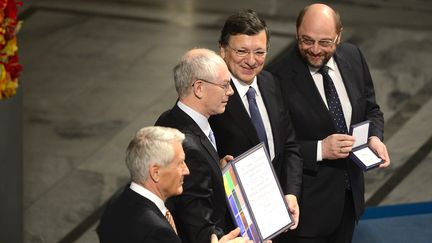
top-left (217, 107), bottom-right (226, 114)
top-left (176, 188), bottom-right (183, 196)
top-left (238, 74), bottom-right (255, 85)
top-left (307, 59), bottom-right (324, 68)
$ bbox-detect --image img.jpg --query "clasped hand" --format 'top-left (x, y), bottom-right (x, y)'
top-left (322, 134), bottom-right (355, 160)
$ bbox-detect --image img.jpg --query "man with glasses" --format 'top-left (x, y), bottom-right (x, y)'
top-left (267, 3), bottom-right (390, 243)
top-left (209, 9), bottom-right (303, 235)
top-left (155, 48), bottom-right (237, 243)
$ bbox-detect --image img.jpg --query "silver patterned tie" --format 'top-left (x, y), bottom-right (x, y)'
top-left (208, 129), bottom-right (217, 150)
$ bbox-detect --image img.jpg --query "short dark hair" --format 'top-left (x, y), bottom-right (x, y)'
top-left (219, 9), bottom-right (269, 49)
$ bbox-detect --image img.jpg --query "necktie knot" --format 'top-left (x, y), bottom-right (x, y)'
top-left (165, 209), bottom-right (177, 234)
top-left (246, 86), bottom-right (257, 101)
top-left (318, 66), bottom-right (330, 76)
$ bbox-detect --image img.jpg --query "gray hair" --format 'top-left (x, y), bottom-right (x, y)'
top-left (173, 48), bottom-right (226, 98)
top-left (125, 126), bottom-right (185, 183)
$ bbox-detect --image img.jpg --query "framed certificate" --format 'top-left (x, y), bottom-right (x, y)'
top-left (349, 120), bottom-right (383, 171)
top-left (222, 143), bottom-right (293, 243)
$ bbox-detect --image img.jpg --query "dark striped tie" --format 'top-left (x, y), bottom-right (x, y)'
top-left (165, 209), bottom-right (177, 234)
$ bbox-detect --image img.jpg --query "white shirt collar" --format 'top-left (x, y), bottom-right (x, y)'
top-left (231, 74), bottom-right (259, 99)
top-left (129, 182), bottom-right (167, 215)
top-left (177, 100), bottom-right (212, 137)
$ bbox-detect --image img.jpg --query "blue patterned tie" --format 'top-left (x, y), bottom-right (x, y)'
top-left (318, 66), bottom-right (347, 134)
top-left (319, 66), bottom-right (351, 190)
top-left (246, 87), bottom-right (269, 153)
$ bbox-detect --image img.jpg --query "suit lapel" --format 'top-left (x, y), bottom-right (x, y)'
top-left (290, 49), bottom-right (333, 123)
top-left (334, 49), bottom-right (356, 123)
top-left (257, 73), bottom-right (280, 154)
top-left (199, 133), bottom-right (220, 164)
top-left (126, 188), bottom-right (177, 234)
top-left (171, 105), bottom-right (220, 166)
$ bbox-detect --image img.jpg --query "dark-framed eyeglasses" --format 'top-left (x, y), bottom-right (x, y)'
top-left (228, 46), bottom-right (268, 58)
top-left (297, 35), bottom-right (339, 48)
top-left (194, 78), bottom-right (231, 91)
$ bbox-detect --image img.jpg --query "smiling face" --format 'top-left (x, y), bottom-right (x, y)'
top-left (297, 5), bottom-right (340, 68)
top-left (220, 30), bottom-right (268, 85)
top-left (157, 141), bottom-right (189, 200)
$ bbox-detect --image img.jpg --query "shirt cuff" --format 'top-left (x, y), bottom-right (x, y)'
top-left (316, 140), bottom-right (323, 162)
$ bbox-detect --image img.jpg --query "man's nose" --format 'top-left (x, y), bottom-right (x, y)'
top-left (244, 52), bottom-right (257, 65)
top-left (226, 83), bottom-right (234, 96)
top-left (183, 164), bottom-right (190, 175)
top-left (310, 42), bottom-right (322, 54)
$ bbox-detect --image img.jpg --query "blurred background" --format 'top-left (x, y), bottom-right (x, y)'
top-left (2, 0), bottom-right (432, 242)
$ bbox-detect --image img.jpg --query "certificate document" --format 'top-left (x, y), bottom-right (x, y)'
top-left (222, 143), bottom-right (293, 242)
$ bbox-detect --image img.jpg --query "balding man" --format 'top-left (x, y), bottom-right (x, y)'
top-left (155, 48), bottom-right (237, 243)
top-left (268, 3), bottom-right (390, 243)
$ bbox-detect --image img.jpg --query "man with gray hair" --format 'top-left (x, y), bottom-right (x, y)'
top-left (97, 126), bottom-right (189, 243)
top-left (97, 126), bottom-right (249, 243)
top-left (155, 48), bottom-right (236, 243)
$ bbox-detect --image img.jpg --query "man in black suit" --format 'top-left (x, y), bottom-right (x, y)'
top-left (97, 126), bottom-right (250, 243)
top-left (97, 126), bottom-right (188, 243)
top-left (155, 48), bottom-right (236, 243)
top-left (267, 3), bottom-right (391, 243)
top-left (209, 9), bottom-right (302, 230)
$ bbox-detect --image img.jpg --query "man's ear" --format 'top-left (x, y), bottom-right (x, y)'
top-left (192, 80), bottom-right (204, 99)
top-left (149, 164), bottom-right (160, 183)
top-left (220, 45), bottom-right (226, 59)
top-left (337, 29), bottom-right (343, 44)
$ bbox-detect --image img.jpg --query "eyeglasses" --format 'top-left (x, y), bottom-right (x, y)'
top-left (195, 78), bottom-right (231, 91)
top-left (228, 46), bottom-right (267, 58)
top-left (298, 35), bottom-right (338, 48)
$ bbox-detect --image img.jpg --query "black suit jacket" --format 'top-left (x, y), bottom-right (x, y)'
top-left (267, 43), bottom-right (384, 236)
top-left (155, 105), bottom-right (234, 243)
top-left (209, 70), bottom-right (302, 197)
top-left (97, 186), bottom-right (181, 243)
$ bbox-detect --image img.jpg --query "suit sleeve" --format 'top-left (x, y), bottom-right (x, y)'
top-left (279, 94), bottom-right (303, 197)
top-left (168, 140), bottom-right (224, 243)
top-left (270, 70), bottom-right (321, 172)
